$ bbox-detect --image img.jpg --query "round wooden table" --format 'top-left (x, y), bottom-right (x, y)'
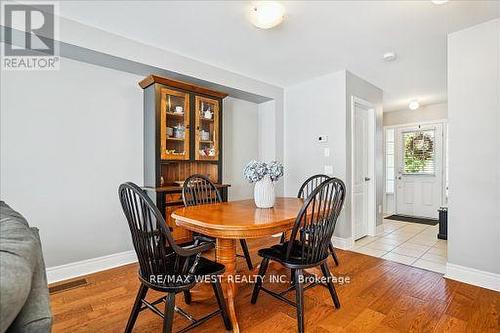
top-left (172, 197), bottom-right (304, 333)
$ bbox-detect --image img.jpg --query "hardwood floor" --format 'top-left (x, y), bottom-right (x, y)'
top-left (50, 237), bottom-right (500, 333)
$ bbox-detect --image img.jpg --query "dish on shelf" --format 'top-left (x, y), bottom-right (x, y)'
top-left (199, 147), bottom-right (216, 157)
top-left (200, 130), bottom-right (210, 141)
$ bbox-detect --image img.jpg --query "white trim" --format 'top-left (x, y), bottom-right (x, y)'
top-left (445, 263), bottom-right (500, 292)
top-left (350, 96), bottom-right (377, 239)
top-left (375, 223), bottom-right (384, 236)
top-left (332, 236), bottom-right (354, 250)
top-left (46, 250), bottom-right (137, 284)
top-left (383, 119), bottom-right (448, 129)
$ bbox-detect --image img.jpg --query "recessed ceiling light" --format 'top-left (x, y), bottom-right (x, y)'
top-left (383, 52), bottom-right (397, 62)
top-left (249, 1), bottom-right (285, 29)
top-left (431, 0), bottom-right (449, 4)
top-left (409, 100), bottom-right (420, 110)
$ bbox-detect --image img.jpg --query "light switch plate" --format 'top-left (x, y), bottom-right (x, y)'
top-left (324, 165), bottom-right (333, 175)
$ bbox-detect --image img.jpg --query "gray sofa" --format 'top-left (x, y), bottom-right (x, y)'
top-left (0, 201), bottom-right (52, 333)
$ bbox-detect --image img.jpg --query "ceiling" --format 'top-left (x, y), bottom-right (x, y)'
top-left (58, 1), bottom-right (499, 111)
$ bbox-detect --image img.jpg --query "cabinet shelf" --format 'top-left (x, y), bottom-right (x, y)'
top-left (199, 140), bottom-right (214, 144)
top-left (197, 155), bottom-right (217, 160)
top-left (167, 137), bottom-right (185, 141)
top-left (166, 112), bottom-right (185, 118)
top-left (200, 117), bottom-right (214, 122)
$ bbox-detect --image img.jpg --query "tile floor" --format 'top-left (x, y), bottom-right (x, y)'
top-left (350, 219), bottom-right (447, 273)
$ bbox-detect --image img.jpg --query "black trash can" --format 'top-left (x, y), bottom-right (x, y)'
top-left (438, 207), bottom-right (448, 240)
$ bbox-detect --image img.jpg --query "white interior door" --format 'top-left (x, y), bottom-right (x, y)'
top-left (353, 103), bottom-right (371, 240)
top-left (395, 124), bottom-right (443, 218)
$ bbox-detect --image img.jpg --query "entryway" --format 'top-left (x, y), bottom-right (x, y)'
top-left (350, 218), bottom-right (447, 273)
top-left (352, 120), bottom-right (448, 274)
top-left (395, 123), bottom-right (444, 218)
top-left (384, 121), bottom-right (447, 219)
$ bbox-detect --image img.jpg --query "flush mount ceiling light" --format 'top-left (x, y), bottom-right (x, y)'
top-left (409, 100), bottom-right (420, 110)
top-left (249, 1), bottom-right (285, 29)
top-left (431, 0), bottom-right (449, 4)
top-left (383, 52), bottom-right (397, 62)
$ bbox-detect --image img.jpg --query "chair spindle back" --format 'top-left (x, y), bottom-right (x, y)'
top-left (182, 174), bottom-right (222, 207)
top-left (297, 174), bottom-right (331, 200)
top-left (119, 182), bottom-right (181, 279)
top-left (287, 178), bottom-right (346, 265)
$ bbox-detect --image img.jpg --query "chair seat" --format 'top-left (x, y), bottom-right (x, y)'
top-left (257, 241), bottom-right (328, 269)
top-left (193, 256), bottom-right (225, 277)
top-left (193, 233), bottom-right (216, 244)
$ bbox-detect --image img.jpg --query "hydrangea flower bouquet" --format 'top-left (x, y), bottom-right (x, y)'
top-left (243, 160), bottom-right (284, 208)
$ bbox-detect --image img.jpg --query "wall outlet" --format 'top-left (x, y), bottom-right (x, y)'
top-left (378, 205), bottom-right (382, 214)
top-left (318, 135), bottom-right (328, 143)
top-left (324, 165), bottom-right (333, 175)
top-left (324, 148), bottom-right (330, 157)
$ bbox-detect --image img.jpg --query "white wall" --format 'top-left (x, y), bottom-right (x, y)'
top-left (284, 70), bottom-right (346, 197)
top-left (447, 19), bottom-right (500, 282)
top-left (0, 57), bottom-right (143, 267)
top-left (257, 100), bottom-right (285, 195)
top-left (284, 70), bottom-right (383, 240)
top-left (383, 102), bottom-right (448, 126)
top-left (384, 193), bottom-right (395, 215)
top-left (346, 71), bottom-right (384, 229)
top-left (258, 100), bottom-right (276, 162)
top-left (223, 97), bottom-right (259, 200)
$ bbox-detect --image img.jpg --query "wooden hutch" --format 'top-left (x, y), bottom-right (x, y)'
top-left (139, 75), bottom-right (230, 243)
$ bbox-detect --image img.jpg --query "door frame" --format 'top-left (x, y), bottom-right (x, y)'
top-left (350, 96), bottom-right (377, 238)
top-left (384, 119), bottom-right (448, 216)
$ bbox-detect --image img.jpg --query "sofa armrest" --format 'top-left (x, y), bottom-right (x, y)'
top-left (0, 202), bottom-right (52, 333)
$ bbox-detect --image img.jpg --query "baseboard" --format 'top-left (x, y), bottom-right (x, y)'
top-left (47, 250), bottom-right (138, 284)
top-left (445, 263), bottom-right (500, 292)
top-left (332, 236), bottom-right (354, 250)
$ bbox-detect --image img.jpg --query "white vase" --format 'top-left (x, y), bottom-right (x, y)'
top-left (254, 175), bottom-right (275, 208)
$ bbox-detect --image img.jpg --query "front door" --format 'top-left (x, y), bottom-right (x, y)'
top-left (395, 123), bottom-right (443, 218)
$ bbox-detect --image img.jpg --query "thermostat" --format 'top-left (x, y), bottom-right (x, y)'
top-left (318, 135), bottom-right (328, 143)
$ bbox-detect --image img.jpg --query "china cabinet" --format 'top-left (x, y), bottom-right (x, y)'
top-left (139, 75), bottom-right (229, 243)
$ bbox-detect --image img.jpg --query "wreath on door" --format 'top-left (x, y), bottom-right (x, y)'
top-left (406, 132), bottom-right (434, 161)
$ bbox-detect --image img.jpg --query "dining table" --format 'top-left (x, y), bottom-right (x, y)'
top-left (171, 197), bottom-right (304, 333)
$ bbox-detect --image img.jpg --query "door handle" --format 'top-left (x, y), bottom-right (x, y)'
top-left (364, 177), bottom-right (371, 181)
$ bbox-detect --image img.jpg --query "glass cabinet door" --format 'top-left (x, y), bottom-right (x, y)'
top-left (160, 88), bottom-right (190, 160)
top-left (195, 96), bottom-right (219, 161)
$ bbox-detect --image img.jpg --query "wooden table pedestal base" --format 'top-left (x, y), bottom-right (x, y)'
top-left (216, 238), bottom-right (239, 333)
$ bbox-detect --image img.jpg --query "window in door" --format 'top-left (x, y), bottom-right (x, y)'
top-left (402, 129), bottom-right (435, 175)
top-left (385, 128), bottom-right (395, 193)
